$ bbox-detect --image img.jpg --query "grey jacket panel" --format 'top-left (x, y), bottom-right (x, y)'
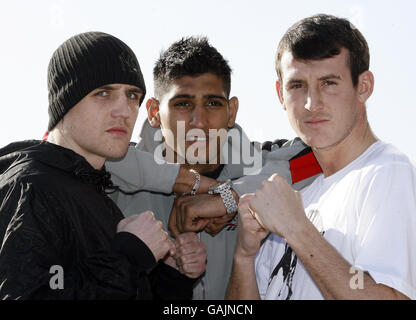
top-left (232, 138), bottom-right (320, 195)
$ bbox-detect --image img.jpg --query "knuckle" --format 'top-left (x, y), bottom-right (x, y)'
top-left (240, 193), bottom-right (249, 200)
top-left (179, 237), bottom-right (187, 246)
top-left (180, 255), bottom-right (188, 264)
top-left (188, 232), bottom-right (198, 241)
top-left (238, 200), bottom-right (249, 210)
top-left (141, 211), bottom-right (153, 221)
top-left (145, 210), bottom-right (154, 217)
top-left (270, 173), bottom-right (279, 181)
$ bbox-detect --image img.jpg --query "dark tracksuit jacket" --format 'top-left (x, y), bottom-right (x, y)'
top-left (0, 140), bottom-right (194, 299)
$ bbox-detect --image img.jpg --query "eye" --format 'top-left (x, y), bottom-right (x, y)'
top-left (95, 90), bottom-right (109, 97)
top-left (207, 100), bottom-right (223, 107)
top-left (173, 101), bottom-right (191, 108)
top-left (127, 92), bottom-right (140, 100)
top-left (324, 80), bottom-right (337, 86)
top-left (289, 83), bottom-right (303, 90)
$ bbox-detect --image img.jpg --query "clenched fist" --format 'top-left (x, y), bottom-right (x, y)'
top-left (174, 232), bottom-right (207, 278)
top-left (249, 173), bottom-right (307, 238)
top-left (117, 211), bottom-right (175, 261)
top-left (163, 232), bottom-right (207, 279)
top-left (234, 194), bottom-right (269, 259)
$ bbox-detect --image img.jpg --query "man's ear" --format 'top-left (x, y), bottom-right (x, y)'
top-left (357, 71), bottom-right (374, 104)
top-left (227, 96), bottom-right (239, 128)
top-left (146, 98), bottom-right (161, 127)
top-left (275, 80), bottom-right (286, 110)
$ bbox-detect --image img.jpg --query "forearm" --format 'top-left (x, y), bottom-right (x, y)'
top-left (226, 255), bottom-right (260, 300)
top-left (107, 147), bottom-right (180, 193)
top-left (287, 220), bottom-right (409, 300)
top-left (107, 146), bottom-right (218, 195)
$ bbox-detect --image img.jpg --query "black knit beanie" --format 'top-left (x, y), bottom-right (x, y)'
top-left (47, 31), bottom-right (146, 131)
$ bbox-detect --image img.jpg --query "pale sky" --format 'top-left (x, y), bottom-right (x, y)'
top-left (1, 0), bottom-right (415, 161)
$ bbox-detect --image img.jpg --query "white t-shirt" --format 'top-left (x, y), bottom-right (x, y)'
top-left (255, 141), bottom-right (416, 300)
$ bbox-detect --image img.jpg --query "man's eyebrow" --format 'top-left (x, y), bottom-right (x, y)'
top-left (285, 78), bottom-right (305, 87)
top-left (204, 94), bottom-right (227, 101)
top-left (169, 94), bottom-right (228, 101)
top-left (127, 87), bottom-right (143, 93)
top-left (318, 74), bottom-right (341, 81)
top-left (285, 74), bottom-right (341, 85)
top-left (286, 79), bottom-right (304, 84)
top-left (94, 85), bottom-right (143, 93)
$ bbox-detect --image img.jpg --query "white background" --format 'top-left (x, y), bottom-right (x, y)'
top-left (1, 0), bottom-right (415, 161)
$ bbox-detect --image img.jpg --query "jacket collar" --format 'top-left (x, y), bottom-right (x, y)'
top-left (0, 140), bottom-right (114, 193)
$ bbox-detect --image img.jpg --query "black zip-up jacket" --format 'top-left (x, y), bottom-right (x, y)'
top-left (0, 140), bottom-right (194, 299)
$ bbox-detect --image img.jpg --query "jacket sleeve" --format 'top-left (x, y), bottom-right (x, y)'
top-left (232, 138), bottom-right (310, 196)
top-left (106, 146), bottom-right (180, 194)
top-left (149, 263), bottom-right (196, 300)
top-left (0, 181), bottom-right (158, 300)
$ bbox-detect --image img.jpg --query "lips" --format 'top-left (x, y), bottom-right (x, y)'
top-left (186, 136), bottom-right (207, 142)
top-left (185, 137), bottom-right (207, 149)
top-left (106, 126), bottom-right (128, 136)
top-left (304, 118), bottom-right (329, 126)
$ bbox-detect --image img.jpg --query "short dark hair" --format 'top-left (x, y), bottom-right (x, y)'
top-left (275, 14), bottom-right (370, 87)
top-left (153, 36), bottom-right (232, 98)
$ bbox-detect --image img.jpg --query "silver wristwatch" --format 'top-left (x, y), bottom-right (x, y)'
top-left (208, 179), bottom-right (238, 215)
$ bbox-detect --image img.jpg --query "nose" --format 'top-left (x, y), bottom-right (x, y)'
top-left (189, 105), bottom-right (207, 129)
top-left (304, 87), bottom-right (323, 112)
top-left (111, 95), bottom-right (131, 119)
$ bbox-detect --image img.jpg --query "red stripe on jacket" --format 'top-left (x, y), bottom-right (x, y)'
top-left (289, 152), bottom-right (322, 184)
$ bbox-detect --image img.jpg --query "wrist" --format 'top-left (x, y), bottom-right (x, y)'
top-left (284, 217), bottom-right (316, 249)
top-left (173, 167), bottom-right (198, 195)
top-left (163, 255), bottom-right (178, 271)
top-left (174, 167), bottom-right (218, 195)
top-left (233, 249), bottom-right (257, 264)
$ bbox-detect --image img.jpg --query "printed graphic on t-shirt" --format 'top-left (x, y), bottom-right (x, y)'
top-left (268, 243), bottom-right (297, 300)
top-left (307, 208), bottom-right (324, 232)
top-left (268, 208), bottom-right (325, 299)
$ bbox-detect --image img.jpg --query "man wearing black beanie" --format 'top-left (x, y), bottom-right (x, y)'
top-left (0, 31), bottom-right (206, 299)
